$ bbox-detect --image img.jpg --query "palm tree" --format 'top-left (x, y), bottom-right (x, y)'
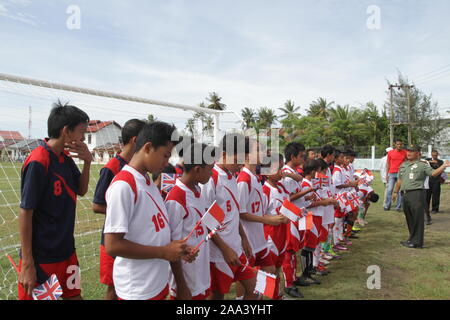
top-left (241, 107), bottom-right (257, 130)
top-left (307, 97), bottom-right (334, 119)
top-left (185, 118), bottom-right (196, 136)
top-left (257, 107), bottom-right (277, 129)
top-left (206, 92), bottom-right (226, 111)
top-left (329, 104), bottom-right (352, 121)
top-left (203, 115), bottom-right (214, 134)
top-left (279, 100), bottom-right (300, 121)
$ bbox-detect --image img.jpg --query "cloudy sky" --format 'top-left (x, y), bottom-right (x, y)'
top-left (1, 0), bottom-right (449, 138)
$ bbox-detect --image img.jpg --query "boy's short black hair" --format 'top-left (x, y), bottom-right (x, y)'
top-left (135, 121), bottom-right (176, 152)
top-left (183, 143), bottom-right (216, 173)
top-left (219, 133), bottom-right (247, 155)
top-left (368, 192), bottom-right (379, 203)
top-left (320, 145), bottom-right (335, 158)
top-left (306, 148), bottom-right (315, 153)
top-left (344, 149), bottom-right (357, 157)
top-left (303, 159), bottom-right (320, 175)
top-left (153, 164), bottom-right (177, 181)
top-left (284, 142), bottom-right (305, 162)
top-left (175, 136), bottom-right (196, 158)
top-left (122, 119), bottom-right (146, 145)
top-left (48, 100), bottom-right (90, 139)
top-left (334, 149), bottom-right (343, 158)
top-left (316, 158), bottom-right (329, 170)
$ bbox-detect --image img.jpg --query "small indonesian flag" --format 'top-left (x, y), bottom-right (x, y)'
top-left (298, 211), bottom-right (314, 231)
top-left (32, 274), bottom-right (63, 300)
top-left (161, 173), bottom-right (177, 193)
top-left (201, 201), bottom-right (226, 231)
top-left (254, 270), bottom-right (278, 299)
top-left (279, 199), bottom-right (304, 222)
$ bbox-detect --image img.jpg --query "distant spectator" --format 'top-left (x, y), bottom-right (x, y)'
top-left (426, 150), bottom-right (444, 214)
top-left (384, 140), bottom-right (407, 212)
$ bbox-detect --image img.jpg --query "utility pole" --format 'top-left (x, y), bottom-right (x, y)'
top-left (388, 84), bottom-right (414, 147)
top-left (389, 85), bottom-right (394, 147)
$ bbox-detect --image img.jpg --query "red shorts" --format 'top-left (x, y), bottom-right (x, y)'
top-left (118, 285), bottom-right (169, 300)
top-left (313, 216), bottom-right (328, 243)
top-left (249, 248), bottom-right (274, 268)
top-left (334, 208), bottom-right (346, 218)
top-left (170, 289), bottom-right (210, 300)
top-left (99, 245), bottom-right (115, 286)
top-left (18, 252), bottom-right (81, 300)
top-left (300, 228), bottom-right (319, 250)
top-left (210, 253), bottom-right (256, 295)
top-left (267, 250), bottom-right (286, 269)
top-left (286, 221), bottom-right (303, 252)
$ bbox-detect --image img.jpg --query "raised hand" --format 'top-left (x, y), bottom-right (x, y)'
top-left (65, 141), bottom-right (93, 163)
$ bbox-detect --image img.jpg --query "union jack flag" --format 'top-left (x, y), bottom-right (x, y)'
top-left (32, 274), bottom-right (63, 300)
top-left (161, 173), bottom-right (177, 193)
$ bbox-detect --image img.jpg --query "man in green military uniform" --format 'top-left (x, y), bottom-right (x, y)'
top-left (393, 145), bottom-right (449, 249)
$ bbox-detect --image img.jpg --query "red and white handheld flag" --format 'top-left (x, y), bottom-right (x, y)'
top-left (254, 270), bottom-right (278, 299)
top-left (193, 222), bottom-right (230, 253)
top-left (279, 199), bottom-right (304, 222)
top-left (201, 201), bottom-right (226, 231)
top-left (161, 173), bottom-right (177, 193)
top-left (32, 274), bottom-right (63, 300)
top-left (185, 201), bottom-right (226, 241)
top-left (298, 211), bottom-right (314, 231)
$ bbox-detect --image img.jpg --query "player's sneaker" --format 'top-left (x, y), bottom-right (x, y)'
top-left (342, 239), bottom-right (353, 246)
top-left (307, 276), bottom-right (321, 285)
top-left (319, 258), bottom-right (330, 265)
top-left (294, 276), bottom-right (313, 287)
top-left (328, 248), bottom-right (342, 259)
top-left (322, 254), bottom-right (333, 260)
top-left (334, 244), bottom-right (348, 251)
top-left (352, 225), bottom-right (361, 232)
top-left (284, 286), bottom-right (304, 298)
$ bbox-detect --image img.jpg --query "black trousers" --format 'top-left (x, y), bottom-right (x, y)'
top-left (403, 190), bottom-right (425, 247)
top-left (426, 177), bottom-right (441, 212)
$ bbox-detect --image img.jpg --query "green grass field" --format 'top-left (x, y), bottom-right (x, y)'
top-left (1, 162), bottom-right (449, 300)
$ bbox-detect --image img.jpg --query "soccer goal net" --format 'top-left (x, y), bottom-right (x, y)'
top-left (0, 73), bottom-right (242, 300)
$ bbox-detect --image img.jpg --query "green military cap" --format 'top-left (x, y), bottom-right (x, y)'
top-left (406, 144), bottom-right (421, 152)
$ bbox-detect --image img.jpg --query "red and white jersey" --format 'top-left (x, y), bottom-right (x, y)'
top-left (281, 165), bottom-right (307, 208)
top-left (301, 178), bottom-right (323, 217)
top-left (348, 163), bottom-right (356, 179)
top-left (325, 167), bottom-right (336, 196)
top-left (200, 164), bottom-right (242, 262)
top-left (332, 165), bottom-right (347, 194)
top-left (105, 165), bottom-right (171, 300)
top-left (262, 181), bottom-right (289, 256)
top-left (316, 171), bottom-right (335, 226)
top-left (237, 167), bottom-right (267, 254)
top-left (165, 179), bottom-right (210, 297)
top-left (342, 165), bottom-right (354, 193)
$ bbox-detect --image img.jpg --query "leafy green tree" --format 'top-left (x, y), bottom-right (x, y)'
top-left (206, 92), bottom-right (226, 111)
top-left (241, 107), bottom-right (257, 130)
top-left (307, 98), bottom-right (334, 120)
top-left (256, 107), bottom-right (277, 131)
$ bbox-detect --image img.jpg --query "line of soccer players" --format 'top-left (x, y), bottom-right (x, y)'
top-left (17, 103), bottom-right (378, 300)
